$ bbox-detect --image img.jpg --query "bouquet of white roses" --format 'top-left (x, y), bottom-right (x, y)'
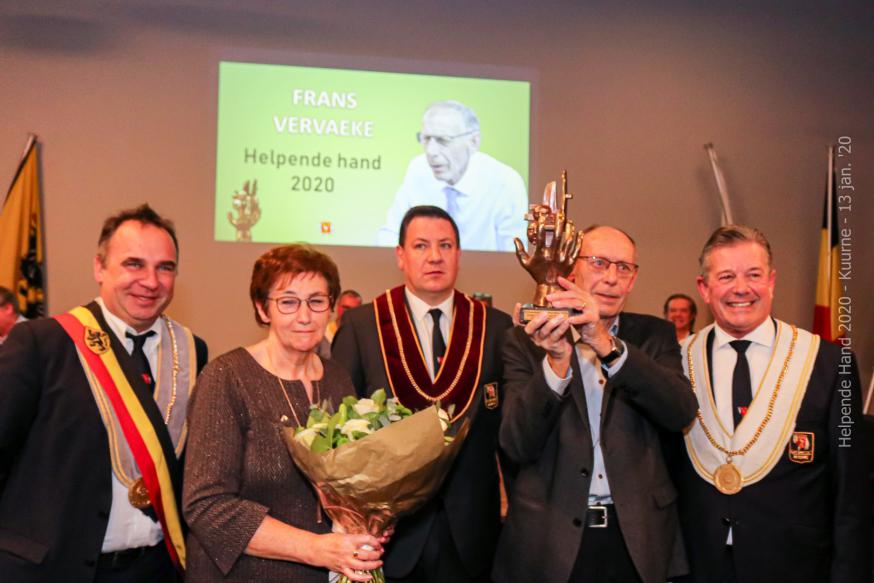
top-left (281, 389), bottom-right (467, 583)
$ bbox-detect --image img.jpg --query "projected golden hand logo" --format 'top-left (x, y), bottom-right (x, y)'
top-left (228, 180), bottom-right (261, 242)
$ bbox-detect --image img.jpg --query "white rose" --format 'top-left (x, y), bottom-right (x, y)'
top-left (353, 398), bottom-right (379, 416)
top-left (437, 408), bottom-right (450, 432)
top-left (294, 422), bottom-right (327, 448)
top-left (340, 418), bottom-right (373, 439)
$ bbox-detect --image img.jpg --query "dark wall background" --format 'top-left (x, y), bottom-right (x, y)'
top-left (2, 0), bottom-right (871, 406)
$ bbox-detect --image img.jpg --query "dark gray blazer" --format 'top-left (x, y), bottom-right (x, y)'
top-left (493, 312), bottom-right (696, 583)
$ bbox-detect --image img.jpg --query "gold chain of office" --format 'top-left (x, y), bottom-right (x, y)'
top-left (686, 325), bottom-right (797, 459)
top-left (388, 295), bottom-right (474, 403)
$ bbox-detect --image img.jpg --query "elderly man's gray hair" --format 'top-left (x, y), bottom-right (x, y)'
top-left (424, 100), bottom-right (480, 133)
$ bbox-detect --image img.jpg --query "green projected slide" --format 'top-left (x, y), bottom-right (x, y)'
top-left (215, 61), bottom-right (530, 251)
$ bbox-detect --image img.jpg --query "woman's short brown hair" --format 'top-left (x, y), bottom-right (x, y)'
top-left (249, 245), bottom-right (341, 326)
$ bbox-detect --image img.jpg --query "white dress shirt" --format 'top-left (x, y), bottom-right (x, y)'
top-left (376, 151), bottom-right (529, 252)
top-left (711, 318), bottom-right (776, 434)
top-left (95, 298), bottom-right (165, 551)
top-left (404, 288), bottom-right (453, 379)
top-left (542, 318), bottom-right (628, 503)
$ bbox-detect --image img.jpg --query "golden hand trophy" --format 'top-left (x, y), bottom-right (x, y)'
top-left (514, 170), bottom-right (584, 323)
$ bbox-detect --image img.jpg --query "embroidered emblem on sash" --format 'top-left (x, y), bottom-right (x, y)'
top-left (85, 327), bottom-right (111, 354)
top-left (788, 431), bottom-right (814, 464)
top-left (483, 382), bottom-right (499, 409)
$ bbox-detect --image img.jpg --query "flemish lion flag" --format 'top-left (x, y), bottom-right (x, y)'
top-left (813, 145), bottom-right (841, 343)
top-left (0, 135), bottom-right (45, 318)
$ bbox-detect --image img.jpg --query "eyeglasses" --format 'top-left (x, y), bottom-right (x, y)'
top-left (579, 256), bottom-right (639, 278)
top-left (267, 295), bottom-right (331, 314)
top-left (416, 130), bottom-right (476, 147)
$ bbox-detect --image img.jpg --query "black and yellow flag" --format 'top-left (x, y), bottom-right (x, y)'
top-left (813, 145), bottom-right (841, 343)
top-left (0, 135), bottom-right (45, 318)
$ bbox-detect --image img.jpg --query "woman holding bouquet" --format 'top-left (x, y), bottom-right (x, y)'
top-left (183, 245), bottom-right (385, 582)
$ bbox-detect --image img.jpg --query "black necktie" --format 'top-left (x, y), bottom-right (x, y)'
top-left (429, 309), bottom-right (446, 376)
top-left (127, 331), bottom-right (157, 390)
top-left (730, 340), bottom-right (752, 428)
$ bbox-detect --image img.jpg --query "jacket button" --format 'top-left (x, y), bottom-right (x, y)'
top-left (572, 517), bottom-right (583, 527)
top-left (580, 468), bottom-right (589, 477)
top-left (721, 517), bottom-right (731, 526)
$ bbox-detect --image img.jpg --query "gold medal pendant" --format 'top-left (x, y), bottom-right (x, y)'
top-left (714, 462), bottom-right (742, 495)
top-left (128, 477), bottom-right (152, 509)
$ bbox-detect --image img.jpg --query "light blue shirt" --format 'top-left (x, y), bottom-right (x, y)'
top-left (376, 151), bottom-right (528, 252)
top-left (542, 318), bottom-right (627, 504)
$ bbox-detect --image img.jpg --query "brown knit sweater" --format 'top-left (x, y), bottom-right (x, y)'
top-left (183, 347), bottom-right (353, 582)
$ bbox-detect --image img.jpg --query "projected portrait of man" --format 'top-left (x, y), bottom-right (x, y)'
top-left (376, 100), bottom-right (528, 252)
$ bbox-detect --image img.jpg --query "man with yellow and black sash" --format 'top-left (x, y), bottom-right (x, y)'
top-left (332, 205), bottom-right (513, 583)
top-left (676, 225), bottom-right (870, 583)
top-left (0, 204), bottom-right (207, 583)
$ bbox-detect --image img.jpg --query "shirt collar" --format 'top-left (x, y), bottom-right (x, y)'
top-left (404, 287), bottom-right (454, 325)
top-left (446, 152), bottom-right (484, 198)
top-left (95, 297), bottom-right (163, 348)
top-left (713, 317), bottom-right (775, 350)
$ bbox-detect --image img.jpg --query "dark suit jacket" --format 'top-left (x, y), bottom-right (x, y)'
top-left (332, 300), bottom-right (513, 579)
top-left (676, 335), bottom-right (871, 583)
top-left (0, 305), bottom-right (207, 583)
top-left (493, 312), bottom-right (697, 583)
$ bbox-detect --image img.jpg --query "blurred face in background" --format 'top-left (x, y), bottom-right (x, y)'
top-left (666, 297), bottom-right (694, 334)
top-left (335, 293), bottom-right (362, 325)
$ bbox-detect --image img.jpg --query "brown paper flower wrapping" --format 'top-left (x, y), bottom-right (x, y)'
top-left (282, 405), bottom-right (469, 535)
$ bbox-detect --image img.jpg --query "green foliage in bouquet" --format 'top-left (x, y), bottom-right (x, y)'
top-left (294, 389), bottom-right (421, 452)
top-left (293, 389), bottom-right (455, 453)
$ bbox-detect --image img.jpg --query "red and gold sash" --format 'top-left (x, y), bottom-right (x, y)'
top-left (374, 286), bottom-right (486, 421)
top-left (55, 307), bottom-right (186, 570)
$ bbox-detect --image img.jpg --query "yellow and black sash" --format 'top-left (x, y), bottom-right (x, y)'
top-left (374, 286), bottom-right (486, 421)
top-left (55, 305), bottom-right (187, 570)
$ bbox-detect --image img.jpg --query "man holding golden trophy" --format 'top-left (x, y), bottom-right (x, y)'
top-left (494, 172), bottom-right (696, 583)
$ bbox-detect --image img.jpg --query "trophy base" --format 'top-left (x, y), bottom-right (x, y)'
top-left (519, 304), bottom-right (581, 324)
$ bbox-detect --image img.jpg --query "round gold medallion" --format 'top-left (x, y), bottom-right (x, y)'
top-left (128, 478), bottom-right (151, 509)
top-left (714, 463), bottom-right (742, 495)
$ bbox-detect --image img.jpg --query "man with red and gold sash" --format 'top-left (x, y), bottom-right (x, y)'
top-left (333, 205), bottom-right (512, 583)
top-left (676, 225), bottom-right (870, 583)
top-left (0, 204), bottom-right (207, 583)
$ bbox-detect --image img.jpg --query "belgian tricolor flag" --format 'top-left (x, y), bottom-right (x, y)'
top-left (813, 146), bottom-right (842, 343)
top-left (0, 134), bottom-right (45, 318)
